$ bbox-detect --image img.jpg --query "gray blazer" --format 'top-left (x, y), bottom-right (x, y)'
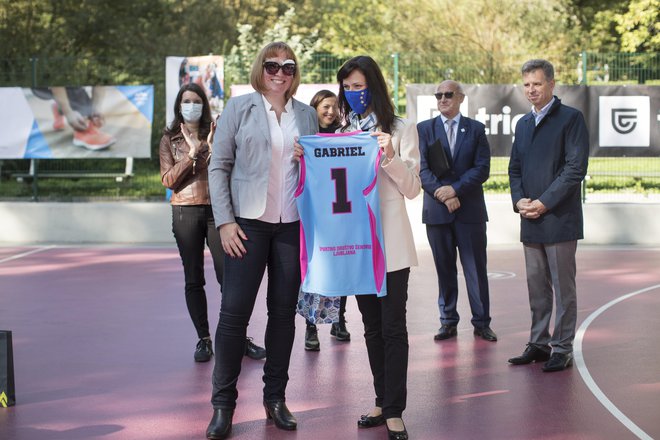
top-left (209, 92), bottom-right (318, 227)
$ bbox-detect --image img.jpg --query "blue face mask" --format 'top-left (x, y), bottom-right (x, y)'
top-left (344, 88), bottom-right (372, 115)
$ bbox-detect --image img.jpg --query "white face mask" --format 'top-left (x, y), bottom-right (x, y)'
top-left (181, 103), bottom-right (203, 122)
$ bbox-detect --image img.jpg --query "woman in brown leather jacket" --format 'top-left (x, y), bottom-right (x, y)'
top-left (159, 83), bottom-right (265, 363)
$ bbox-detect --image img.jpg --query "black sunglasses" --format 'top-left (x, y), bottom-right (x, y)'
top-left (434, 91), bottom-right (455, 100)
top-left (263, 61), bottom-right (296, 76)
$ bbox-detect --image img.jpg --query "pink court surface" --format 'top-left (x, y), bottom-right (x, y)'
top-left (0, 244), bottom-right (659, 440)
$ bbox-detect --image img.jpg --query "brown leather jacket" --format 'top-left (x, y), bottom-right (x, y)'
top-left (159, 131), bottom-right (212, 205)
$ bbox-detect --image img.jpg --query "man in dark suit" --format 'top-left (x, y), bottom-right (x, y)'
top-left (418, 80), bottom-right (497, 342)
top-left (507, 59), bottom-right (589, 372)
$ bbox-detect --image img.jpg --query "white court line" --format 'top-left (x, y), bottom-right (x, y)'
top-left (0, 245), bottom-right (57, 264)
top-left (575, 284), bottom-right (660, 440)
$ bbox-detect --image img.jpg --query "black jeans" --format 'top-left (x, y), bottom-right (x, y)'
top-left (355, 268), bottom-right (410, 419)
top-left (172, 205), bottom-right (224, 339)
top-left (211, 218), bottom-right (300, 409)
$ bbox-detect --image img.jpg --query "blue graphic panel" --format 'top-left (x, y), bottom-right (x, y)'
top-left (25, 119), bottom-right (53, 158)
top-left (116, 85), bottom-right (154, 122)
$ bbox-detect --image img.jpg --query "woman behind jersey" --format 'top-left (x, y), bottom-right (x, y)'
top-left (336, 55), bottom-right (420, 440)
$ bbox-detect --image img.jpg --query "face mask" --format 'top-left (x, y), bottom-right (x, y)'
top-left (181, 103), bottom-right (203, 122)
top-left (344, 88), bottom-right (372, 115)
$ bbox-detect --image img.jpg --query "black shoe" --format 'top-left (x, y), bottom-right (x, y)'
top-left (473, 326), bottom-right (498, 342)
top-left (330, 321), bottom-right (351, 341)
top-left (195, 338), bottom-right (213, 362)
top-left (434, 325), bottom-right (457, 340)
top-left (542, 352), bottom-right (573, 372)
top-left (386, 419), bottom-right (409, 440)
top-left (305, 323), bottom-right (320, 351)
top-left (264, 400), bottom-right (297, 430)
top-left (508, 344), bottom-right (551, 365)
top-left (245, 337), bottom-right (266, 360)
top-left (357, 413), bottom-right (385, 428)
top-left (206, 408), bottom-right (234, 439)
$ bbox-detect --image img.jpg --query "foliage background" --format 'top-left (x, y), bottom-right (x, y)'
top-left (0, 0), bottom-right (658, 200)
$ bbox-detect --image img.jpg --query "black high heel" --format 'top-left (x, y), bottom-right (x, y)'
top-left (206, 408), bottom-right (234, 440)
top-left (263, 400), bottom-right (297, 430)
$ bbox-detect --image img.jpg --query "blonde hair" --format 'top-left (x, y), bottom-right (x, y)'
top-left (250, 42), bottom-right (301, 101)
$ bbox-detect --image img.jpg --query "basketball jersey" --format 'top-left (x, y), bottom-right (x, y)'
top-left (295, 131), bottom-right (387, 297)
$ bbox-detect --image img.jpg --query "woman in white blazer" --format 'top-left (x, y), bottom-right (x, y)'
top-left (206, 42), bottom-right (318, 440)
top-left (337, 55), bottom-right (420, 440)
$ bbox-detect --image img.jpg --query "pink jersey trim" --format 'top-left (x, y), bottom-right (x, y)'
top-left (367, 204), bottom-right (386, 294)
top-left (299, 222), bottom-right (308, 283)
top-left (294, 155), bottom-right (306, 198)
top-left (363, 149), bottom-right (382, 196)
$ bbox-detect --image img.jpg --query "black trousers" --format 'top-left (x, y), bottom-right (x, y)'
top-left (211, 218), bottom-right (300, 409)
top-left (172, 204), bottom-right (224, 339)
top-left (355, 268), bottom-right (410, 419)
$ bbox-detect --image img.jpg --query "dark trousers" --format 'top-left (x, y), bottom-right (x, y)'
top-left (172, 204), bottom-right (224, 339)
top-left (355, 268), bottom-right (410, 419)
top-left (211, 218), bottom-right (300, 409)
top-left (426, 222), bottom-right (491, 328)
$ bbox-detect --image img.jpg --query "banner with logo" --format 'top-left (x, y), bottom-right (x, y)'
top-left (165, 55), bottom-right (225, 127)
top-left (0, 85), bottom-right (154, 159)
top-left (407, 84), bottom-right (659, 157)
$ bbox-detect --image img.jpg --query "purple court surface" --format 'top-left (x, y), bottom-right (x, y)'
top-left (0, 244), bottom-right (659, 440)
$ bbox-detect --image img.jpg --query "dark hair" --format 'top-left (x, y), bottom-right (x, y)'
top-left (164, 82), bottom-right (213, 139)
top-left (310, 89), bottom-right (340, 127)
top-left (336, 56), bottom-right (396, 134)
top-left (521, 59), bottom-right (555, 81)
top-left (309, 89), bottom-right (337, 109)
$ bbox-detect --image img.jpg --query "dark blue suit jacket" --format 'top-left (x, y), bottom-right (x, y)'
top-left (508, 97), bottom-right (589, 244)
top-left (417, 115), bottom-right (490, 225)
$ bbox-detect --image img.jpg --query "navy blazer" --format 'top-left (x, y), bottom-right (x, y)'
top-left (508, 96), bottom-right (589, 244)
top-left (417, 115), bottom-right (490, 225)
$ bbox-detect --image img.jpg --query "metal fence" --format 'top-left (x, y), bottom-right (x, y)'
top-left (0, 52), bottom-right (658, 201)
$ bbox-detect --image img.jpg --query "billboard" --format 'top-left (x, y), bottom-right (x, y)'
top-left (407, 84), bottom-right (659, 156)
top-left (0, 85), bottom-right (153, 159)
top-left (165, 55), bottom-right (225, 126)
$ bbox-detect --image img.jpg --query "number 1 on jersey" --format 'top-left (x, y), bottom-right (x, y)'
top-left (331, 168), bottom-right (351, 214)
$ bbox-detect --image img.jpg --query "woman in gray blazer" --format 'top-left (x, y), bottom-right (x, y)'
top-left (205, 42), bottom-right (318, 440)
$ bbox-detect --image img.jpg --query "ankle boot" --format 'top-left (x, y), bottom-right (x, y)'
top-left (206, 408), bottom-right (234, 439)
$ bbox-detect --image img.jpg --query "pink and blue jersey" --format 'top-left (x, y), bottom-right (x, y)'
top-left (295, 131), bottom-right (386, 297)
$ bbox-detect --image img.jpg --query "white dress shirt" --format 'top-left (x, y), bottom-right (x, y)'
top-left (259, 95), bottom-right (300, 223)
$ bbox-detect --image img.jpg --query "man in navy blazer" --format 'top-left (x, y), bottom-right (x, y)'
top-left (507, 59), bottom-right (589, 372)
top-left (417, 80), bottom-right (497, 342)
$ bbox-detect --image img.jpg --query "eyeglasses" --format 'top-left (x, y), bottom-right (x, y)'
top-left (263, 61), bottom-right (296, 76)
top-left (434, 91), bottom-right (455, 100)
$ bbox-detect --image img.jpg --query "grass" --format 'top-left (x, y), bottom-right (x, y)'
top-left (487, 157), bottom-right (660, 195)
top-left (1, 157), bottom-right (658, 201)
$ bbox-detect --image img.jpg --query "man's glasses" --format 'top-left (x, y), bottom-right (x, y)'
top-left (263, 61), bottom-right (296, 76)
top-left (434, 91), bottom-right (455, 100)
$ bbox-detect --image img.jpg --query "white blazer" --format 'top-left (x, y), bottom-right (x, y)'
top-left (376, 118), bottom-right (421, 272)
